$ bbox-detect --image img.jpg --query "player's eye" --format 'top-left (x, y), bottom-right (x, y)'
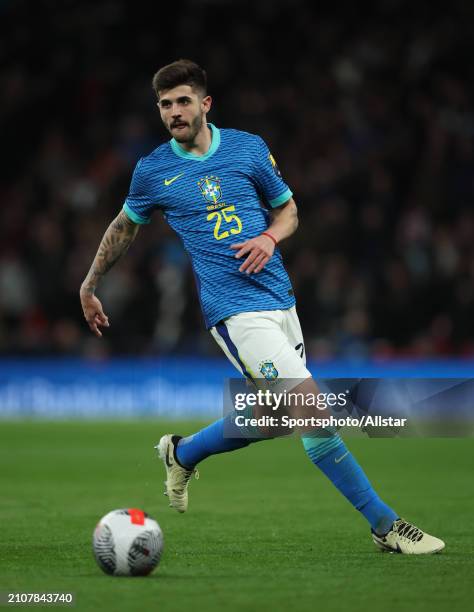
top-left (160, 101), bottom-right (171, 108)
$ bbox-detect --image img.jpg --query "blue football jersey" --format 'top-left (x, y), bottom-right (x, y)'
top-left (123, 123), bottom-right (296, 328)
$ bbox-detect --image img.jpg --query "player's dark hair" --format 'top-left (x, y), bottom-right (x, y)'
top-left (152, 59), bottom-right (207, 98)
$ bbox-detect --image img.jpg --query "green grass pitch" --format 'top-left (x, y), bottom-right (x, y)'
top-left (1, 421), bottom-right (473, 612)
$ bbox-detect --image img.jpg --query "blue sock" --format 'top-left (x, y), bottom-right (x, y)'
top-left (302, 431), bottom-right (398, 535)
top-left (176, 415), bottom-right (260, 468)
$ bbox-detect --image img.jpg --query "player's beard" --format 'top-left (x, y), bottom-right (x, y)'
top-left (170, 113), bottom-right (203, 144)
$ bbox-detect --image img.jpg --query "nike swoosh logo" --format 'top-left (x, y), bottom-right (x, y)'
top-left (165, 447), bottom-right (173, 468)
top-left (334, 451), bottom-right (349, 464)
top-left (164, 173), bottom-right (184, 186)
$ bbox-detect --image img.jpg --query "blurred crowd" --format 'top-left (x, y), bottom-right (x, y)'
top-left (2, 0), bottom-right (474, 359)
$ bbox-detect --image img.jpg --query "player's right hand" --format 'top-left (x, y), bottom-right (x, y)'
top-left (80, 292), bottom-right (110, 338)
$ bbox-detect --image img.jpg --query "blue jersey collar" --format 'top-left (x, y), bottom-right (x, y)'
top-left (170, 123), bottom-right (220, 161)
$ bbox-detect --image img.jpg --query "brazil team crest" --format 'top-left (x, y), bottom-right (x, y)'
top-left (260, 361), bottom-right (279, 381)
top-left (198, 175), bottom-right (223, 204)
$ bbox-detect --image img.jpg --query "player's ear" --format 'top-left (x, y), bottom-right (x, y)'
top-left (202, 95), bottom-right (212, 113)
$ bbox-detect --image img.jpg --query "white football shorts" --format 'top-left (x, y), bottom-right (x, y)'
top-left (210, 306), bottom-right (312, 388)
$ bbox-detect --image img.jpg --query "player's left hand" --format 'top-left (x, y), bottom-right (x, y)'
top-left (231, 234), bottom-right (275, 274)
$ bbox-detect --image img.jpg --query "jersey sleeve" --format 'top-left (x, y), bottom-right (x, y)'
top-left (122, 158), bottom-right (156, 224)
top-left (252, 136), bottom-right (293, 208)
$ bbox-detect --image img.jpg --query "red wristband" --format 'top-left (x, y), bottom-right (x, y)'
top-left (262, 231), bottom-right (277, 246)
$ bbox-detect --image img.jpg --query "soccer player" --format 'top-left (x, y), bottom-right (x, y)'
top-left (80, 59), bottom-right (444, 554)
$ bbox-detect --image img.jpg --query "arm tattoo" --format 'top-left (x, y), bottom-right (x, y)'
top-left (81, 211), bottom-right (139, 295)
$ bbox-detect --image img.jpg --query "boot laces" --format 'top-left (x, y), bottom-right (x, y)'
top-left (394, 519), bottom-right (424, 542)
top-left (163, 468), bottom-right (199, 496)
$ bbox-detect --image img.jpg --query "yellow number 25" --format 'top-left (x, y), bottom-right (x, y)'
top-left (207, 205), bottom-right (243, 241)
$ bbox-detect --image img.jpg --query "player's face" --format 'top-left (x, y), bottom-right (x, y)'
top-left (158, 85), bottom-right (211, 143)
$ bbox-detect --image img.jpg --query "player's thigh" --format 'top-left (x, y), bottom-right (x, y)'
top-left (210, 309), bottom-right (310, 384)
